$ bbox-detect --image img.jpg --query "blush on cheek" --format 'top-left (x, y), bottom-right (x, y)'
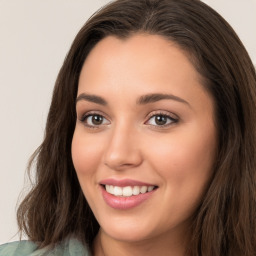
top-left (71, 135), bottom-right (103, 176)
top-left (71, 137), bottom-right (88, 175)
top-left (146, 131), bottom-right (215, 185)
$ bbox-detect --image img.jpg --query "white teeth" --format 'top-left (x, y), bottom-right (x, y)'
top-left (132, 186), bottom-right (140, 195)
top-left (148, 186), bottom-right (154, 192)
top-left (105, 185), bottom-right (155, 197)
top-left (106, 185), bottom-right (114, 194)
top-left (113, 186), bottom-right (122, 196)
top-left (109, 185), bottom-right (114, 194)
top-left (122, 186), bottom-right (133, 197)
top-left (140, 186), bottom-right (147, 193)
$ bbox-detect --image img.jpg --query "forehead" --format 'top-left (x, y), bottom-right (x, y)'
top-left (78, 34), bottom-right (211, 110)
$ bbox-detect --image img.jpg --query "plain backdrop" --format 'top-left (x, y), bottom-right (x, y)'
top-left (0, 0), bottom-right (256, 244)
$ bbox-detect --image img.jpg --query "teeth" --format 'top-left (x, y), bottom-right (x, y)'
top-left (132, 186), bottom-right (140, 195)
top-left (148, 186), bottom-right (154, 192)
top-left (140, 186), bottom-right (147, 193)
top-left (123, 186), bottom-right (133, 197)
top-left (113, 186), bottom-right (122, 196)
top-left (105, 185), bottom-right (155, 197)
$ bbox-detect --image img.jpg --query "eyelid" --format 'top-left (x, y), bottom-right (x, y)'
top-left (78, 110), bottom-right (109, 120)
top-left (79, 110), bottom-right (111, 128)
top-left (145, 110), bottom-right (179, 127)
top-left (146, 110), bottom-right (178, 119)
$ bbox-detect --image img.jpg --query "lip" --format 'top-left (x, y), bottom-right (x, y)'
top-left (100, 178), bottom-right (155, 187)
top-left (100, 179), bottom-right (157, 210)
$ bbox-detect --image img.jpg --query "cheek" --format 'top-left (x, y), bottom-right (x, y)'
top-left (144, 125), bottom-right (216, 191)
top-left (71, 129), bottom-right (103, 177)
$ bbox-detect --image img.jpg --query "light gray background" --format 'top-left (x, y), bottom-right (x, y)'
top-left (0, 0), bottom-right (255, 243)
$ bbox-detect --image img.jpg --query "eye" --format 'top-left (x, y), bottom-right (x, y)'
top-left (80, 113), bottom-right (110, 127)
top-left (146, 113), bottom-right (178, 127)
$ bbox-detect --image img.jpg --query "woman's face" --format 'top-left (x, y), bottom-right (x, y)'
top-left (72, 34), bottom-right (216, 243)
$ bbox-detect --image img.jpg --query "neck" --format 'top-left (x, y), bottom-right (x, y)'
top-left (93, 227), bottom-right (189, 256)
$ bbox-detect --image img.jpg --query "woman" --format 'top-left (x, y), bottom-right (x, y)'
top-left (1, 0), bottom-right (256, 255)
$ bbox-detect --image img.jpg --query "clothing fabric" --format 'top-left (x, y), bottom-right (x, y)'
top-left (0, 238), bottom-right (90, 256)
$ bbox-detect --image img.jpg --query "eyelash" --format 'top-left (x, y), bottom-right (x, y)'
top-left (79, 111), bottom-right (109, 129)
top-left (79, 111), bottom-right (179, 129)
top-left (146, 111), bottom-right (179, 128)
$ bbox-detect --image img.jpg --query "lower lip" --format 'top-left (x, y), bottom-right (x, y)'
top-left (101, 186), bottom-right (156, 210)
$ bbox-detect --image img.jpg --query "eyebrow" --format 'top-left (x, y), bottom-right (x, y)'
top-left (76, 93), bottom-right (107, 105)
top-left (136, 93), bottom-right (190, 106)
top-left (76, 92), bottom-right (190, 106)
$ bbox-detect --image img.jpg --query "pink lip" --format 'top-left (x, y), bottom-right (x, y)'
top-left (100, 178), bottom-right (155, 187)
top-left (99, 179), bottom-right (157, 210)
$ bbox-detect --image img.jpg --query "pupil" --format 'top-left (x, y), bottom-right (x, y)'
top-left (92, 115), bottom-right (103, 125)
top-left (156, 115), bottom-right (167, 125)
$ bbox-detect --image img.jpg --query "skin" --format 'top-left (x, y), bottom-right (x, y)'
top-left (72, 34), bottom-right (217, 256)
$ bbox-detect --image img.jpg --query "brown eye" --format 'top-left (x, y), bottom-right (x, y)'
top-left (146, 113), bottom-right (178, 127)
top-left (91, 115), bottom-right (103, 125)
top-left (155, 115), bottom-right (168, 125)
top-left (82, 114), bottom-right (110, 127)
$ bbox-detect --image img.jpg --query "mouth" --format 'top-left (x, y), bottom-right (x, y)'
top-left (99, 179), bottom-right (158, 209)
top-left (101, 184), bottom-right (157, 197)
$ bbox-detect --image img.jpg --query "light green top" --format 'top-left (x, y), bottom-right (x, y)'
top-left (0, 237), bottom-right (90, 256)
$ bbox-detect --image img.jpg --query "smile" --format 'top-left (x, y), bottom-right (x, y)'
top-left (105, 185), bottom-right (155, 197)
top-left (100, 179), bottom-right (158, 209)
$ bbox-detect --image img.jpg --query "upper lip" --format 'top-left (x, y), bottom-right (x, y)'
top-left (100, 178), bottom-right (156, 187)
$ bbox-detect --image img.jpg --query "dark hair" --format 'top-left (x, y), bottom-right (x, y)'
top-left (17, 0), bottom-right (256, 255)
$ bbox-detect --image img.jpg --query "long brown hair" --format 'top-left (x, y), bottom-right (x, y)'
top-left (17, 0), bottom-right (256, 255)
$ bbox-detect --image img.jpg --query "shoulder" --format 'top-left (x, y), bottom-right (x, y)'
top-left (0, 240), bottom-right (37, 256)
top-left (0, 237), bottom-right (90, 256)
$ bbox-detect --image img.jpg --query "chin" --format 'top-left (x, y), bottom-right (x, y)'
top-left (99, 217), bottom-right (156, 242)
top-left (103, 228), bottom-right (152, 243)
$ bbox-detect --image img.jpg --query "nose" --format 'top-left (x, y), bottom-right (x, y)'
top-left (103, 124), bottom-right (143, 171)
